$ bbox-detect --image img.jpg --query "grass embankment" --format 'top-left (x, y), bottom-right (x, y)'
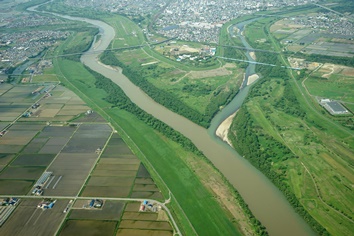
top-left (54, 57), bottom-right (243, 236)
top-left (40, 0), bottom-right (245, 128)
top-left (229, 14), bottom-right (354, 236)
top-left (99, 13), bottom-right (242, 128)
top-left (51, 29), bottom-right (265, 235)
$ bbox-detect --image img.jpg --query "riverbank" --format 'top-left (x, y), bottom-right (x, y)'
top-left (216, 111), bottom-right (237, 147)
top-left (33, 3), bottom-right (316, 235)
top-left (247, 74), bottom-right (259, 86)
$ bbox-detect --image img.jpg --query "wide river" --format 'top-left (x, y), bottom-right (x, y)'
top-left (31, 5), bottom-right (315, 236)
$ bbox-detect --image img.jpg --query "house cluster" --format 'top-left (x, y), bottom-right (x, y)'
top-left (0, 31), bottom-right (69, 71)
top-left (62, 0), bottom-right (318, 44)
top-left (291, 12), bottom-right (354, 36)
top-left (1, 13), bottom-right (65, 29)
top-left (154, 0), bottom-right (318, 43)
top-left (63, 0), bottom-right (166, 16)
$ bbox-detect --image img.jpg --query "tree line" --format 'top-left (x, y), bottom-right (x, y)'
top-left (229, 79), bottom-right (329, 236)
top-left (100, 50), bottom-right (218, 128)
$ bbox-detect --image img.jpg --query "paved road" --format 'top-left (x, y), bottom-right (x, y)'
top-left (0, 195), bottom-right (182, 236)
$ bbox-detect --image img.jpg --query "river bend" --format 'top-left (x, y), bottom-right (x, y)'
top-left (29, 5), bottom-right (315, 236)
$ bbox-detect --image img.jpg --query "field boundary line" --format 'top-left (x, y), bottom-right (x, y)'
top-left (53, 55), bottom-right (190, 236)
top-left (301, 162), bottom-right (354, 223)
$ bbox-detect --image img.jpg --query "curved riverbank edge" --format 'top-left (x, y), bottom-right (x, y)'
top-left (29, 3), bottom-right (316, 236)
top-left (215, 111), bottom-right (237, 146)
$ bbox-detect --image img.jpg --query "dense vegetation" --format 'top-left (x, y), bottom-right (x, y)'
top-left (63, 28), bottom-right (99, 61)
top-left (100, 50), bottom-right (211, 127)
top-left (229, 79), bottom-right (329, 236)
top-left (83, 65), bottom-right (201, 155)
top-left (15, 0), bottom-right (48, 11)
top-left (38, 0), bottom-right (107, 19)
top-left (229, 8), bottom-right (354, 235)
top-left (293, 52), bottom-right (354, 67)
top-left (81, 63), bottom-right (268, 236)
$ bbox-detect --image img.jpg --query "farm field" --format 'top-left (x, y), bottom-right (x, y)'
top-left (0, 199), bottom-right (68, 236)
top-left (270, 15), bottom-right (354, 57)
top-left (59, 220), bottom-right (117, 236)
top-left (69, 200), bottom-right (125, 220)
top-left (0, 180), bottom-right (33, 195)
top-left (81, 133), bottom-right (163, 200)
top-left (60, 200), bottom-right (173, 236)
top-left (0, 78), bottom-right (176, 235)
top-left (118, 202), bottom-right (173, 236)
top-left (304, 63), bottom-right (354, 112)
top-left (42, 123), bottom-right (112, 196)
top-left (21, 85), bottom-right (90, 122)
top-left (49, 20), bottom-right (254, 235)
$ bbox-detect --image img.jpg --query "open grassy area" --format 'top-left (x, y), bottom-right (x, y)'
top-left (32, 67), bottom-right (60, 83)
top-left (54, 56), bottom-right (242, 235)
top-left (304, 64), bottom-right (354, 112)
top-left (49, 25), bottom-right (259, 234)
top-left (230, 13), bottom-right (354, 236)
top-left (88, 13), bottom-right (243, 126)
top-left (102, 15), bottom-right (145, 49)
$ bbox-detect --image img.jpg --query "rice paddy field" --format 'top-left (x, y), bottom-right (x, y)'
top-left (0, 199), bottom-right (69, 236)
top-left (0, 83), bottom-right (172, 236)
top-left (270, 16), bottom-right (354, 57)
top-left (81, 133), bottom-right (163, 200)
top-left (60, 201), bottom-right (173, 236)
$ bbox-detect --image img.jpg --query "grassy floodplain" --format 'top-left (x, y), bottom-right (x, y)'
top-left (53, 55), bottom-right (246, 235)
top-left (229, 6), bottom-right (354, 236)
top-left (37, 0), bottom-right (268, 231)
top-left (38, 0), bottom-right (247, 128)
top-left (91, 9), bottom-right (244, 128)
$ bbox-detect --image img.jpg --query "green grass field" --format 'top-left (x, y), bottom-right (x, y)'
top-left (102, 15), bottom-right (145, 49)
top-left (78, 13), bottom-right (243, 126)
top-left (305, 71), bottom-right (354, 112)
top-left (230, 14), bottom-right (354, 236)
top-left (53, 51), bottom-right (242, 235)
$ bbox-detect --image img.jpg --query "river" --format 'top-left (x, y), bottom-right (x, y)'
top-left (29, 5), bottom-right (315, 236)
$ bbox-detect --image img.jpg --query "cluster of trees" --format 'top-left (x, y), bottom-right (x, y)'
top-left (292, 52), bottom-right (354, 67)
top-left (231, 184), bottom-right (268, 235)
top-left (205, 87), bottom-right (239, 120)
top-left (101, 50), bottom-right (214, 127)
top-left (89, 53), bottom-right (272, 236)
top-left (273, 81), bottom-right (306, 118)
top-left (256, 52), bottom-right (288, 78)
top-left (229, 82), bottom-right (329, 236)
top-left (63, 28), bottom-right (99, 61)
top-left (223, 46), bottom-right (248, 68)
top-left (38, 1), bottom-right (107, 20)
top-left (85, 65), bottom-right (203, 156)
top-left (86, 62), bottom-right (271, 235)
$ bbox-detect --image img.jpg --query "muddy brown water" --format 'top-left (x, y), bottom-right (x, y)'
top-left (30, 5), bottom-right (316, 235)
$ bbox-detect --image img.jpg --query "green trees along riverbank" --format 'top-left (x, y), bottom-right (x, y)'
top-left (229, 13), bottom-right (354, 236)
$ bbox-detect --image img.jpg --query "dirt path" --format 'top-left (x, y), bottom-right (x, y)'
top-left (322, 64), bottom-right (334, 78)
top-left (301, 162), bottom-right (354, 223)
top-left (171, 71), bottom-right (191, 84)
